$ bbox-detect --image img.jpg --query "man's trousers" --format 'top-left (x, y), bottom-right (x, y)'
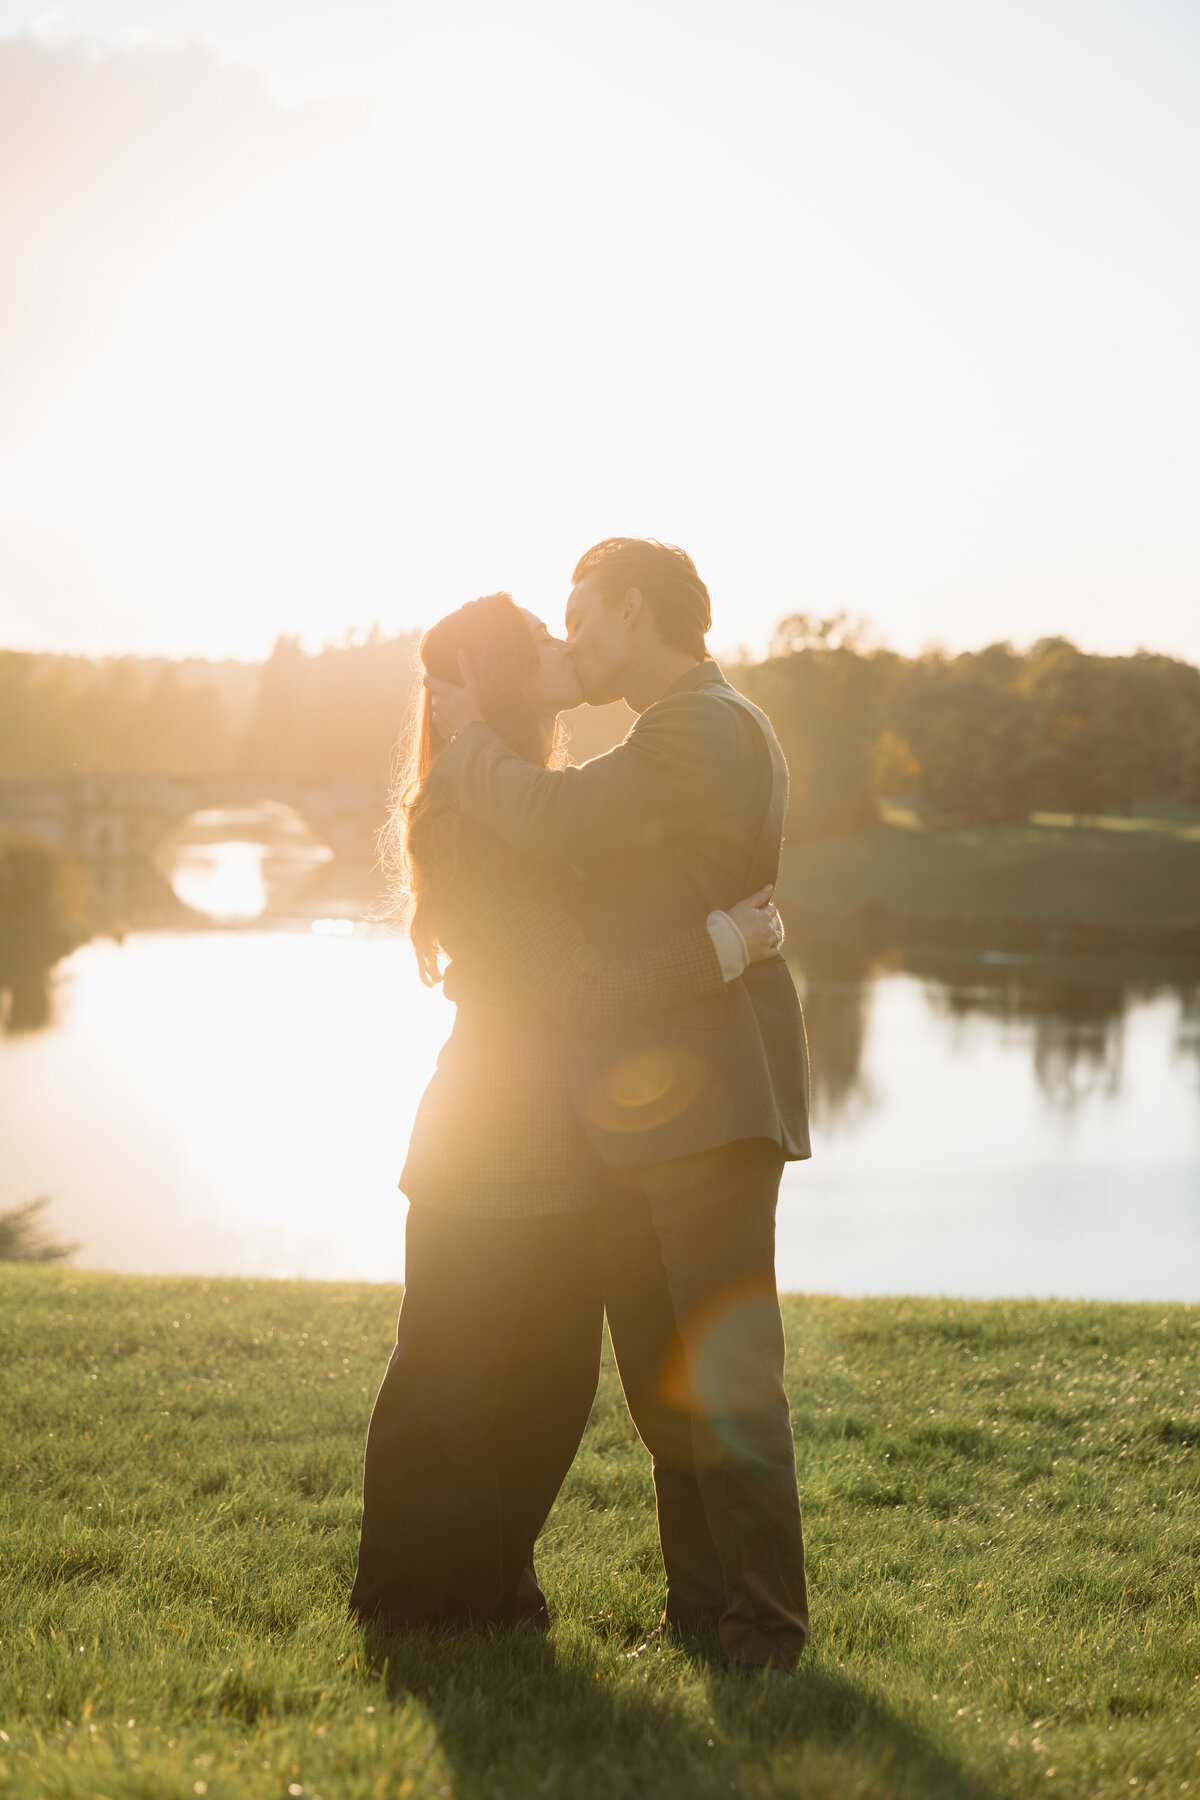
top-left (597, 1136), bottom-right (809, 1669)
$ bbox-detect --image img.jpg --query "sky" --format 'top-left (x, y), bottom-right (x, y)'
top-left (0, 0), bottom-right (1198, 666)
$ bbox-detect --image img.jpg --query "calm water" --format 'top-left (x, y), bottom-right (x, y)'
top-left (2, 928), bottom-right (1198, 1299)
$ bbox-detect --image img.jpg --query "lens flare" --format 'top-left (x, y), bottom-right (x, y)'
top-left (584, 1045), bottom-right (706, 1134)
top-left (659, 1276), bottom-right (785, 1422)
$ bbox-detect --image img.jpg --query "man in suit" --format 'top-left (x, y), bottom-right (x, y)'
top-left (427, 537), bottom-right (811, 1669)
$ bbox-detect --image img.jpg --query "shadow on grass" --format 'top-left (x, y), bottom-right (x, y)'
top-left (706, 1659), bottom-right (1007, 1800)
top-left (362, 1624), bottom-right (1008, 1800)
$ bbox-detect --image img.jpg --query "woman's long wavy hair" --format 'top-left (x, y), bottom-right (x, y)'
top-left (380, 591), bottom-right (567, 985)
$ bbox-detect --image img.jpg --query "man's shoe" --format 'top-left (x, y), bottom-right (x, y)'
top-left (726, 1654), bottom-right (802, 1681)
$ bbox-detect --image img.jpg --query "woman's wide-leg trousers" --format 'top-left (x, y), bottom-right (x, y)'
top-left (348, 1201), bottom-right (602, 1630)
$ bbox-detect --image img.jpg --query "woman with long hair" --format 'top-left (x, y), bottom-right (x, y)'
top-left (348, 591), bottom-right (784, 1634)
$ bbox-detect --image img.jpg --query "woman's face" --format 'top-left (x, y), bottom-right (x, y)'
top-left (519, 609), bottom-right (583, 714)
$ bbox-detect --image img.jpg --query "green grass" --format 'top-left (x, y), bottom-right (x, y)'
top-left (781, 814), bottom-right (1200, 931)
top-left (1, 1270), bottom-right (1197, 1800)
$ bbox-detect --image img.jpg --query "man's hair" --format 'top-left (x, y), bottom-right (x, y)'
top-left (572, 538), bottom-right (712, 662)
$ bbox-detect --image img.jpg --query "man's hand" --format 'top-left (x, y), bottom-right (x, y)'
top-left (425, 652), bottom-right (484, 741)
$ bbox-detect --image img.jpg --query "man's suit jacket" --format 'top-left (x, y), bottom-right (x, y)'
top-left (438, 660), bottom-right (811, 1170)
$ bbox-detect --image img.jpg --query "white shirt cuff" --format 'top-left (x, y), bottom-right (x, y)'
top-left (706, 910), bottom-right (749, 982)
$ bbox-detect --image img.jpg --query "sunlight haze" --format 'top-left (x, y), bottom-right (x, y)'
top-left (1, 0), bottom-right (1197, 664)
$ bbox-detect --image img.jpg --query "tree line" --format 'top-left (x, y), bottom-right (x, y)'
top-left (737, 615), bottom-right (1200, 837)
top-left (0, 631), bottom-right (419, 784)
top-left (3, 620), bottom-right (1199, 837)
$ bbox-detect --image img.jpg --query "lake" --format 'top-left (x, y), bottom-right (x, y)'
top-left (2, 926), bottom-right (1197, 1299)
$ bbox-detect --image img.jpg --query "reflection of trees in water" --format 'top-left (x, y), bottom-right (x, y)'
top-left (788, 935), bottom-right (883, 1128)
top-left (0, 838), bottom-right (83, 1034)
top-left (907, 948), bottom-right (1200, 1112)
top-left (1175, 988), bottom-right (1200, 1087)
top-left (789, 925), bottom-right (1200, 1117)
top-left (923, 964), bottom-right (1126, 1111)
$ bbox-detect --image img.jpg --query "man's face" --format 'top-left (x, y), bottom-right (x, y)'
top-left (564, 573), bottom-right (633, 705)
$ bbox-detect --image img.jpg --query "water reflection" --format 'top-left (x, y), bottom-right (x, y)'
top-left (152, 805), bottom-right (333, 923)
top-left (1, 928), bottom-right (1197, 1298)
top-left (926, 965), bottom-right (1125, 1112)
top-left (1176, 988), bottom-right (1200, 1086)
top-left (792, 931), bottom-right (1200, 1123)
top-left (0, 837), bottom-right (82, 1034)
top-left (2, 810), bottom-right (339, 1030)
top-left (788, 931), bottom-right (879, 1127)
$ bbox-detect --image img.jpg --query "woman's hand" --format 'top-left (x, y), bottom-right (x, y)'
top-left (728, 886), bottom-right (785, 963)
top-left (425, 652), bottom-right (484, 741)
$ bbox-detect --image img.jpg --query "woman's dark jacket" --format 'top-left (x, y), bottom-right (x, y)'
top-left (399, 824), bottom-right (725, 1217)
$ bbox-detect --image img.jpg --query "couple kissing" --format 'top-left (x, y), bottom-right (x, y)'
top-left (348, 536), bottom-right (812, 1673)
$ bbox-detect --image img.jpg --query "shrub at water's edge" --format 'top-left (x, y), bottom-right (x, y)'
top-left (0, 1197), bottom-right (77, 1264)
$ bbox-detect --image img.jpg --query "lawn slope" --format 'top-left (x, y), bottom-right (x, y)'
top-left (780, 813), bottom-right (1200, 938)
top-left (1, 1270), bottom-right (1196, 1799)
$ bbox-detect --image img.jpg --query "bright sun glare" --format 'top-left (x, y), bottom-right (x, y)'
top-left (1, 1), bottom-right (1199, 664)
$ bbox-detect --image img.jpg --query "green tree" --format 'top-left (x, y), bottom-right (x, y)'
top-left (737, 633), bottom-right (892, 841)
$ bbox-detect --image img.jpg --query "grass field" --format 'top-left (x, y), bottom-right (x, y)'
top-left (1, 1269), bottom-right (1197, 1800)
top-left (779, 812), bottom-right (1200, 933)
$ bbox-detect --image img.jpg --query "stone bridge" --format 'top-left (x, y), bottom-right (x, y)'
top-left (0, 775), bottom-right (389, 926)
